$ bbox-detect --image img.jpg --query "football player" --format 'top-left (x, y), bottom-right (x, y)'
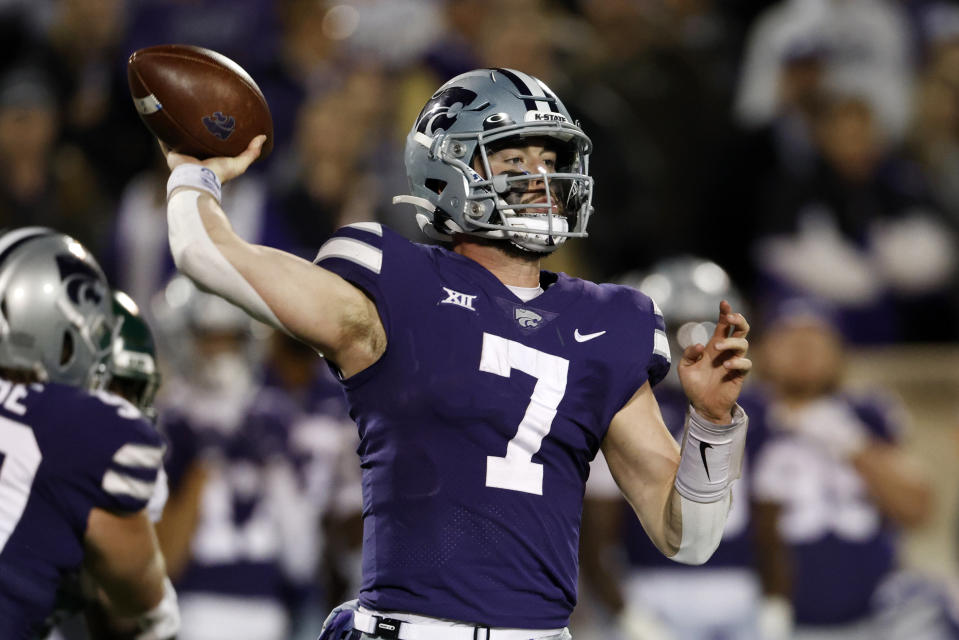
top-left (151, 275), bottom-right (320, 640)
top-left (105, 290), bottom-right (163, 423)
top-left (750, 298), bottom-right (935, 639)
top-left (159, 68), bottom-right (752, 638)
top-left (579, 257), bottom-right (788, 640)
top-left (48, 290), bottom-right (171, 640)
top-left (0, 228), bottom-right (178, 639)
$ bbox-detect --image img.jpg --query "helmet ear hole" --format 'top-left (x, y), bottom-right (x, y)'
top-left (425, 179), bottom-right (446, 195)
top-left (60, 331), bottom-right (74, 366)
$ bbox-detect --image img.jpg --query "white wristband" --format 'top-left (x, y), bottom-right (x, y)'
top-left (167, 164), bottom-right (221, 203)
top-left (134, 577), bottom-right (179, 640)
top-left (674, 404), bottom-right (748, 503)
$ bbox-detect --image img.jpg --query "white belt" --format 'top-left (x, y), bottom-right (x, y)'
top-left (353, 610), bottom-right (562, 640)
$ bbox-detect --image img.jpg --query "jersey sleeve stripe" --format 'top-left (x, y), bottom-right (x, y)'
top-left (102, 470), bottom-right (155, 500)
top-left (315, 237), bottom-right (383, 274)
top-left (653, 329), bottom-right (670, 362)
top-left (345, 222), bottom-right (383, 236)
top-left (111, 443), bottom-right (164, 469)
top-left (651, 298), bottom-right (663, 318)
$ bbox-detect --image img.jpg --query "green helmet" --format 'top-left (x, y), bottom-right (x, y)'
top-left (106, 291), bottom-right (161, 420)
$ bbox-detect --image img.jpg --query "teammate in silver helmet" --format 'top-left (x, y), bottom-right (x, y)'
top-left (0, 227), bottom-right (178, 639)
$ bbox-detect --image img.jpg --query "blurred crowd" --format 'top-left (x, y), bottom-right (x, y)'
top-left (3, 0), bottom-right (959, 344)
top-left (5, 0), bottom-right (959, 638)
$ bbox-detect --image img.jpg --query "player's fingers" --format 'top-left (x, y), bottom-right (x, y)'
top-left (680, 342), bottom-right (705, 365)
top-left (710, 300), bottom-right (734, 340)
top-left (713, 337), bottom-right (749, 355)
top-left (722, 356), bottom-right (752, 372)
top-left (222, 135), bottom-right (266, 179)
top-left (711, 311), bottom-right (748, 343)
top-left (239, 135), bottom-right (266, 162)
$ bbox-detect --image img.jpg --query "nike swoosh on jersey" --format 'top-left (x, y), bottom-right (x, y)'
top-left (699, 441), bottom-right (713, 480)
top-left (574, 329), bottom-right (606, 342)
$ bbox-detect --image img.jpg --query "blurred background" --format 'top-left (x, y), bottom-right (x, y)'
top-left (4, 0), bottom-right (959, 638)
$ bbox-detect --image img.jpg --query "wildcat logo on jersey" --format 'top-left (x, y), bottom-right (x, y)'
top-left (515, 309), bottom-right (543, 328)
top-left (203, 111), bottom-right (236, 140)
top-left (440, 287), bottom-right (477, 311)
top-left (415, 87), bottom-right (478, 136)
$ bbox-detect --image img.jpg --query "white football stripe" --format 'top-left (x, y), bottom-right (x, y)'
top-left (133, 94), bottom-right (163, 115)
top-left (102, 470), bottom-right (155, 500)
top-left (315, 237), bottom-right (382, 274)
top-left (346, 222), bottom-right (383, 236)
top-left (651, 298), bottom-right (664, 319)
top-left (112, 443), bottom-right (164, 469)
top-left (513, 69), bottom-right (551, 113)
top-left (654, 329), bottom-right (670, 361)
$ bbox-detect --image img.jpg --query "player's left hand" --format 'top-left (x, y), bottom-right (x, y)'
top-left (677, 300), bottom-right (751, 424)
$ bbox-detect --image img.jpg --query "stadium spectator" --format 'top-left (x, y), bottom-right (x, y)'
top-left (559, 0), bottom-right (738, 281)
top-left (0, 64), bottom-right (111, 253)
top-left (753, 93), bottom-right (959, 343)
top-left (735, 0), bottom-right (914, 141)
top-left (265, 78), bottom-right (397, 259)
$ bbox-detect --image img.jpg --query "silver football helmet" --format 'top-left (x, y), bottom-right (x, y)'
top-left (152, 274), bottom-right (264, 394)
top-left (394, 68), bottom-right (593, 253)
top-left (0, 227), bottom-right (115, 388)
top-left (621, 256), bottom-right (745, 355)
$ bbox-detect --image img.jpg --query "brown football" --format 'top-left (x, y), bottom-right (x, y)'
top-left (127, 44), bottom-right (273, 160)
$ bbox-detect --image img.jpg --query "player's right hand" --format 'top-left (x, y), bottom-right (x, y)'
top-left (162, 134), bottom-right (266, 184)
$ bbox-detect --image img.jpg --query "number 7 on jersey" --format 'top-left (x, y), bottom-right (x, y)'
top-left (480, 333), bottom-right (569, 495)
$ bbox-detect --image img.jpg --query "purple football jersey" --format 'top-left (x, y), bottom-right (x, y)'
top-left (314, 223), bottom-right (670, 628)
top-left (751, 390), bottom-right (901, 625)
top-left (620, 385), bottom-right (769, 570)
top-left (0, 382), bottom-right (163, 639)
top-left (160, 384), bottom-right (310, 604)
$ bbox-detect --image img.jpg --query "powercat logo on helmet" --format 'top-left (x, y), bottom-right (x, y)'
top-left (415, 87), bottom-right (479, 137)
top-left (56, 254), bottom-right (105, 307)
top-left (524, 111), bottom-right (568, 123)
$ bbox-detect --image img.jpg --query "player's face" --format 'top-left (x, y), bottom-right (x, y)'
top-left (762, 323), bottom-right (843, 398)
top-left (475, 140), bottom-right (564, 214)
